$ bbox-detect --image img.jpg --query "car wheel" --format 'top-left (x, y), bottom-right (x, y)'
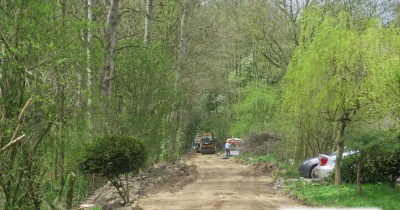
top-left (310, 166), bottom-right (317, 179)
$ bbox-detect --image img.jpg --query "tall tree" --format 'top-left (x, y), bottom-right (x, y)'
top-left (168, 0), bottom-right (190, 158)
top-left (364, 22), bottom-right (400, 127)
top-left (144, 0), bottom-right (153, 46)
top-left (282, 10), bottom-right (382, 185)
top-left (101, 0), bottom-right (120, 97)
top-left (85, 0), bottom-right (97, 133)
top-left (0, 1), bottom-right (90, 208)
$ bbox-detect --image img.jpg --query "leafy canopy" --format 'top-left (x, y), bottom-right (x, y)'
top-left (231, 82), bottom-right (280, 136)
top-left (282, 11), bottom-right (370, 120)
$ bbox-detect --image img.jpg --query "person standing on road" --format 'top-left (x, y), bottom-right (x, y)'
top-left (224, 139), bottom-right (231, 157)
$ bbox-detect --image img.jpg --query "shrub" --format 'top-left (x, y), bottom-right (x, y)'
top-left (340, 151), bottom-right (400, 186)
top-left (79, 135), bottom-right (147, 203)
top-left (340, 155), bottom-right (383, 184)
top-left (368, 151), bottom-right (400, 187)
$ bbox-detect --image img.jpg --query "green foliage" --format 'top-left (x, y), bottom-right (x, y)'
top-left (1, 0), bottom-right (398, 208)
top-left (107, 39), bottom-right (176, 162)
top-left (315, 150), bottom-right (400, 186)
top-left (238, 153), bottom-right (278, 164)
top-left (282, 11), bottom-right (399, 134)
top-left (343, 123), bottom-right (400, 185)
top-left (79, 135), bottom-right (147, 178)
top-left (79, 134), bottom-right (147, 204)
top-left (275, 161), bottom-right (300, 179)
top-left (237, 153), bottom-right (299, 179)
top-left (281, 9), bottom-right (400, 181)
top-left (0, 1), bottom-right (99, 209)
top-left (362, 26), bottom-right (400, 124)
top-left (340, 155), bottom-right (383, 184)
top-left (362, 151), bottom-right (400, 186)
top-left (286, 181), bottom-right (400, 209)
top-left (319, 152), bottom-right (400, 186)
top-left (281, 11), bottom-right (370, 165)
top-left (346, 123), bottom-right (400, 155)
top-left (230, 82), bottom-right (280, 137)
top-left (283, 11), bottom-right (368, 118)
top-left (229, 54), bottom-right (263, 87)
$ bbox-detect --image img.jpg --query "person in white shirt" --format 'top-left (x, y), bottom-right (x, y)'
top-left (224, 140), bottom-right (231, 157)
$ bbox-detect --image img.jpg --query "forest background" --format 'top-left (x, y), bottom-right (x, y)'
top-left (1, 0), bottom-right (400, 209)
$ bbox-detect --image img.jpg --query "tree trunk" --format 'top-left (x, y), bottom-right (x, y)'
top-left (66, 173), bottom-right (76, 210)
top-left (357, 155), bottom-right (362, 194)
top-left (144, 0), bottom-right (153, 46)
top-left (86, 0), bottom-right (96, 132)
top-left (178, 1), bottom-right (188, 70)
top-left (334, 112), bottom-right (350, 185)
top-left (101, 0), bottom-right (119, 97)
top-left (168, 0), bottom-right (189, 158)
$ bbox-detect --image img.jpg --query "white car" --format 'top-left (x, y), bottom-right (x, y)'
top-left (315, 150), bottom-right (358, 179)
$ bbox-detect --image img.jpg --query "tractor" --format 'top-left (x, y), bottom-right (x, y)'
top-left (194, 133), bottom-right (216, 154)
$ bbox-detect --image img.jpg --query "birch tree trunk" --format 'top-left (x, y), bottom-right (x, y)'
top-left (178, 1), bottom-right (188, 72)
top-left (87, 0), bottom-right (95, 105)
top-left (86, 0), bottom-right (96, 136)
top-left (101, 0), bottom-right (119, 97)
top-left (144, 0), bottom-right (153, 46)
top-left (168, 0), bottom-right (189, 157)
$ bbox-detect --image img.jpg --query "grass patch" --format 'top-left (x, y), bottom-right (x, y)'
top-left (286, 181), bottom-right (400, 210)
top-left (237, 153), bottom-right (278, 164)
top-left (235, 154), bottom-right (299, 179)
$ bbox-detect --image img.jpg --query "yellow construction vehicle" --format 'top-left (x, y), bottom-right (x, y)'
top-left (198, 133), bottom-right (216, 154)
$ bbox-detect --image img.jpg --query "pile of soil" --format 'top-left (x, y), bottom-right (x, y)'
top-left (79, 155), bottom-right (198, 210)
top-left (248, 160), bottom-right (287, 191)
top-left (250, 160), bottom-right (280, 176)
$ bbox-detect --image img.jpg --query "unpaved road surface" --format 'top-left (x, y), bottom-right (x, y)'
top-left (138, 154), bottom-right (304, 210)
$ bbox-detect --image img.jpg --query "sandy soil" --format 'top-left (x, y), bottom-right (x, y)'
top-left (137, 154), bottom-right (304, 210)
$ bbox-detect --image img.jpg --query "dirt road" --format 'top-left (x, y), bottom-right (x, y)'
top-left (137, 154), bottom-right (304, 210)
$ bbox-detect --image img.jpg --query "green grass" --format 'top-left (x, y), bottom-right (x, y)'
top-left (236, 153), bottom-right (278, 164)
top-left (286, 181), bottom-right (400, 210)
top-left (234, 153), bottom-right (400, 209)
top-left (235, 154), bottom-right (300, 179)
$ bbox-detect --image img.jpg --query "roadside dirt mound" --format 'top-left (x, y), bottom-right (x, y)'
top-left (250, 160), bottom-right (280, 176)
top-left (79, 155), bottom-right (198, 210)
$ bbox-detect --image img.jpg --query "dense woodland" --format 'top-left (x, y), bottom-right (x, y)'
top-left (1, 0), bottom-right (400, 209)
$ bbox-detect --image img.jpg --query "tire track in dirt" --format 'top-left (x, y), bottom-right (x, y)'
top-left (138, 154), bottom-right (303, 210)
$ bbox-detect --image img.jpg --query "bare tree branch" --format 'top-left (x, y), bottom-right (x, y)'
top-left (0, 98), bottom-right (32, 156)
top-left (11, 98), bottom-right (32, 141)
top-left (0, 134), bottom-right (27, 156)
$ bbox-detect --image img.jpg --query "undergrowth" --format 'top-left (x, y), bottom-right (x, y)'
top-left (285, 180), bottom-right (400, 210)
top-left (236, 153), bottom-right (400, 210)
top-left (235, 153), bottom-right (299, 179)
top-left (238, 153), bottom-right (278, 164)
